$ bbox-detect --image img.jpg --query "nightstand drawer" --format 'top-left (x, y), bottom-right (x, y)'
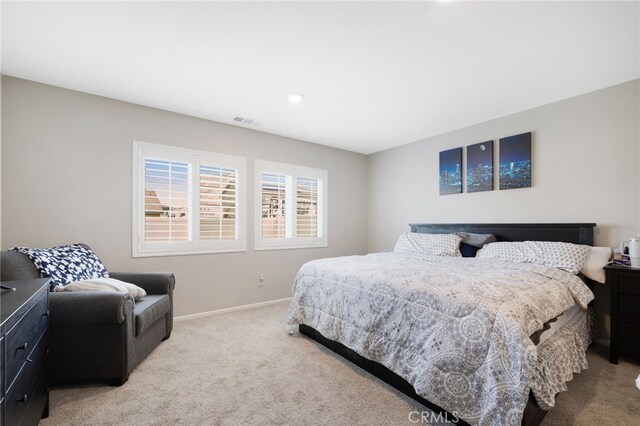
top-left (618, 322), bottom-right (640, 360)
top-left (619, 294), bottom-right (640, 323)
top-left (619, 275), bottom-right (640, 295)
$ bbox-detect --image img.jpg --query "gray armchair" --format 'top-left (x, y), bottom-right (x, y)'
top-left (0, 248), bottom-right (175, 386)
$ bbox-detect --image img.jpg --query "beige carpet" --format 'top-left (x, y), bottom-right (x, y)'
top-left (42, 301), bottom-right (640, 426)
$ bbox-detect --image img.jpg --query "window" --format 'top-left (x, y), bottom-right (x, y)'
top-left (255, 160), bottom-right (327, 250)
top-left (133, 141), bottom-right (246, 257)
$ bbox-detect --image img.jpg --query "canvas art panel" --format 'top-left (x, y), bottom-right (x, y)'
top-left (499, 132), bottom-right (531, 190)
top-left (439, 147), bottom-right (462, 195)
top-left (466, 140), bottom-right (493, 193)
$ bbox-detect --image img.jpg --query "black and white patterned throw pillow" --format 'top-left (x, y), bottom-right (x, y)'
top-left (11, 244), bottom-right (109, 290)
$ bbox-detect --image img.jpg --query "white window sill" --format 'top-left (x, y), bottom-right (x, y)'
top-left (132, 247), bottom-right (247, 258)
top-left (254, 244), bottom-right (328, 251)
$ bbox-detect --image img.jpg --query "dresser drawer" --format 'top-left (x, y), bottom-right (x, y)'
top-left (1, 335), bottom-right (5, 397)
top-left (619, 274), bottom-right (640, 295)
top-left (13, 374), bottom-right (47, 426)
top-left (619, 294), bottom-right (640, 323)
top-left (4, 333), bottom-right (47, 426)
top-left (5, 293), bottom-right (48, 390)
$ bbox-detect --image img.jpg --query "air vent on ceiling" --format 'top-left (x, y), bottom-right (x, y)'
top-left (233, 116), bottom-right (262, 127)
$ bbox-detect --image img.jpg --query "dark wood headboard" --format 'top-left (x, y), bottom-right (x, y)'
top-left (409, 223), bottom-right (596, 246)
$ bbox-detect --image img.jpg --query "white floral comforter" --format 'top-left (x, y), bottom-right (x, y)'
top-left (287, 253), bottom-right (594, 426)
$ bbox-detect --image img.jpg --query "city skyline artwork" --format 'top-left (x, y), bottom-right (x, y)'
top-left (466, 140), bottom-right (493, 193)
top-left (499, 132), bottom-right (532, 190)
top-left (439, 147), bottom-right (462, 195)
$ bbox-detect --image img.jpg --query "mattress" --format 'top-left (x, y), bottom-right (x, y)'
top-left (287, 253), bottom-right (594, 426)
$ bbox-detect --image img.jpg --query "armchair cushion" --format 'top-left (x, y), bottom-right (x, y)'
top-left (110, 272), bottom-right (175, 339)
top-left (134, 295), bottom-right (171, 336)
top-left (11, 244), bottom-right (109, 289)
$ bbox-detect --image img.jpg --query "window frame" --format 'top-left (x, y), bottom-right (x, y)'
top-left (132, 141), bottom-right (246, 257)
top-left (254, 159), bottom-right (328, 251)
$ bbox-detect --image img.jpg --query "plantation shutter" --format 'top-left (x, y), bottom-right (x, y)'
top-left (261, 173), bottom-right (292, 238)
top-left (144, 159), bottom-right (191, 242)
top-left (199, 165), bottom-right (238, 240)
top-left (296, 177), bottom-right (322, 238)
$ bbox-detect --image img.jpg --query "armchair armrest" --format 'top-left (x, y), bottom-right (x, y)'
top-left (109, 272), bottom-right (175, 295)
top-left (50, 291), bottom-right (134, 325)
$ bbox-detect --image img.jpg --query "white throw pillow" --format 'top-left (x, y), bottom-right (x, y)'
top-left (477, 241), bottom-right (591, 274)
top-left (581, 247), bottom-right (612, 284)
top-left (54, 277), bottom-right (147, 300)
top-left (394, 233), bottom-right (462, 257)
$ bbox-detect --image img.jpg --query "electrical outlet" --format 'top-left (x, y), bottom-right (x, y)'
top-left (258, 274), bottom-right (265, 286)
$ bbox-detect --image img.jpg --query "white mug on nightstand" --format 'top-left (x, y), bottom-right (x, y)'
top-left (621, 237), bottom-right (640, 267)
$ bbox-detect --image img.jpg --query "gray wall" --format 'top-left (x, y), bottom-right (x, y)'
top-left (3, 76), bottom-right (638, 338)
top-left (1, 76), bottom-right (368, 317)
top-left (367, 79), bottom-right (640, 340)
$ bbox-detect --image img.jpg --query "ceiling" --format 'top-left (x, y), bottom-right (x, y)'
top-left (2, 1), bottom-right (639, 154)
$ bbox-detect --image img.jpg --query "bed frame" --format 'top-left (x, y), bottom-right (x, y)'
top-left (409, 223), bottom-right (595, 246)
top-left (299, 223), bottom-right (596, 426)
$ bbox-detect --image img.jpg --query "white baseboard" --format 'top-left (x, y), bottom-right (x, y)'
top-left (174, 297), bottom-right (292, 322)
top-left (593, 338), bottom-right (610, 347)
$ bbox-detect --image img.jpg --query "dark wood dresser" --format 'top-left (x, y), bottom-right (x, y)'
top-left (604, 265), bottom-right (640, 364)
top-left (1, 279), bottom-right (50, 426)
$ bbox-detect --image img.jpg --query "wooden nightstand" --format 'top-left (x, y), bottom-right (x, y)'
top-left (604, 265), bottom-right (640, 364)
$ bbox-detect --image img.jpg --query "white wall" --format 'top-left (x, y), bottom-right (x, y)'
top-left (1, 77), bottom-right (368, 317)
top-left (367, 79), bottom-right (640, 339)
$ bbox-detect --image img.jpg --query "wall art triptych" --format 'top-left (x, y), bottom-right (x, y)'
top-left (439, 132), bottom-right (531, 195)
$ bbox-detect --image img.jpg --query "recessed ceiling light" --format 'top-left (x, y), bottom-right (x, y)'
top-left (288, 93), bottom-right (304, 104)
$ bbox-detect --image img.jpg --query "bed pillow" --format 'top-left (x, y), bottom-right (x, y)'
top-left (11, 244), bottom-right (109, 289)
top-left (394, 233), bottom-right (462, 257)
top-left (459, 243), bottom-right (480, 258)
top-left (581, 247), bottom-right (612, 284)
top-left (477, 241), bottom-right (530, 263)
top-left (53, 278), bottom-right (147, 300)
top-left (477, 241), bottom-right (591, 274)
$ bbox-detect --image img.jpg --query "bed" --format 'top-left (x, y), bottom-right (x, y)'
top-left (287, 223), bottom-right (597, 426)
